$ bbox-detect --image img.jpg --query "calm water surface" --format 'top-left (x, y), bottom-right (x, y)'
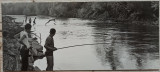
top-left (10, 15), bottom-right (159, 70)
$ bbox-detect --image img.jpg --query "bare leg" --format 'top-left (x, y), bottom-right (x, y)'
top-left (46, 56), bottom-right (54, 71)
top-left (54, 19), bottom-right (56, 25)
top-left (45, 23), bottom-right (48, 26)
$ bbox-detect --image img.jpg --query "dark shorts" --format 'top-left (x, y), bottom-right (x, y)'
top-left (20, 46), bottom-right (29, 71)
top-left (45, 51), bottom-right (53, 56)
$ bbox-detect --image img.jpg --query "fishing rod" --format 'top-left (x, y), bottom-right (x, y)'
top-left (56, 34), bottom-right (113, 50)
top-left (57, 42), bottom-right (110, 50)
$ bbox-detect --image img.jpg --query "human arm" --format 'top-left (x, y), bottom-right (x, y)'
top-left (18, 35), bottom-right (26, 46)
top-left (14, 33), bottom-right (20, 41)
top-left (52, 39), bottom-right (57, 51)
top-left (52, 46), bottom-right (57, 51)
top-left (44, 44), bottom-right (56, 51)
top-left (44, 37), bottom-right (56, 51)
top-left (14, 33), bottom-right (26, 46)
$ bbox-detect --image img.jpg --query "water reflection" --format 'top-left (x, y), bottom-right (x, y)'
top-left (91, 22), bottom-right (159, 70)
top-left (92, 24), bottom-right (121, 70)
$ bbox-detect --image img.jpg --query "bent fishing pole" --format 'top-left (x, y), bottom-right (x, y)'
top-left (57, 42), bottom-right (110, 50)
top-left (56, 36), bottom-right (113, 50)
top-left (47, 42), bottom-right (110, 53)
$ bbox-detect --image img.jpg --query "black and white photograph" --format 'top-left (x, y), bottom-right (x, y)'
top-left (2, 1), bottom-right (159, 71)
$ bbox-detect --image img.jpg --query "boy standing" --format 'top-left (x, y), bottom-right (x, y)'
top-left (14, 23), bottom-right (32, 71)
top-left (44, 28), bottom-right (57, 71)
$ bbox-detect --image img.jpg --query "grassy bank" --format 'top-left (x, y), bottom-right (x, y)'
top-left (3, 16), bottom-right (23, 71)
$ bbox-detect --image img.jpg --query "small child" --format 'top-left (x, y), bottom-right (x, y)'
top-left (33, 17), bottom-right (36, 26)
top-left (44, 28), bottom-right (57, 71)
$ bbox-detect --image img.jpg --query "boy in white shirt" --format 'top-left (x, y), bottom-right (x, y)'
top-left (14, 23), bottom-right (32, 71)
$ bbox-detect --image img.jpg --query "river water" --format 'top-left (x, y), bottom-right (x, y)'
top-left (9, 15), bottom-right (159, 70)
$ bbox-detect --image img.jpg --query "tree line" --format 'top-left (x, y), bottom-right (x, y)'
top-left (2, 2), bottom-right (159, 22)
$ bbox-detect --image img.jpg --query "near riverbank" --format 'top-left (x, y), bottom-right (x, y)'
top-left (2, 16), bottom-right (41, 71)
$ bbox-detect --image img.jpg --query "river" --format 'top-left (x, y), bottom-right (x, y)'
top-left (8, 15), bottom-right (159, 70)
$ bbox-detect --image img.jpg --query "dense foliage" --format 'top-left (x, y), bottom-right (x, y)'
top-left (2, 2), bottom-right (158, 22)
top-left (2, 16), bottom-right (23, 71)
